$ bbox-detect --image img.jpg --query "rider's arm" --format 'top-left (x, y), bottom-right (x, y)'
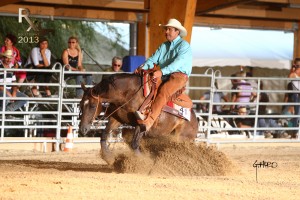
top-left (142, 45), bottom-right (163, 70)
top-left (160, 40), bottom-right (192, 76)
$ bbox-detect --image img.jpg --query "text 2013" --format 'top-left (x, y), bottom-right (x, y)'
top-left (18, 36), bottom-right (39, 44)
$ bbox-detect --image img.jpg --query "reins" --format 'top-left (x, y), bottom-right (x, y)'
top-left (89, 82), bottom-right (144, 123)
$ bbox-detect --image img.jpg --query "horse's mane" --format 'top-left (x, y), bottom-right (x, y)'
top-left (93, 73), bottom-right (141, 95)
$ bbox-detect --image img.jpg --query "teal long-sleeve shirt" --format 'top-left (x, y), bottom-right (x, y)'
top-left (142, 36), bottom-right (193, 76)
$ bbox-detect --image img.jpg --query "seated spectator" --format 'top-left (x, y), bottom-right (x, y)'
top-left (258, 81), bottom-right (269, 115)
top-left (61, 36), bottom-right (92, 98)
top-left (107, 56), bottom-right (123, 72)
top-left (288, 58), bottom-right (300, 127)
top-left (199, 81), bottom-right (229, 114)
top-left (0, 50), bottom-right (27, 112)
top-left (230, 71), bottom-right (256, 112)
top-left (25, 38), bottom-right (52, 97)
top-left (235, 107), bottom-right (254, 128)
top-left (258, 118), bottom-right (290, 138)
top-left (282, 81), bottom-right (294, 114)
top-left (0, 33), bottom-right (26, 84)
top-left (101, 56), bottom-right (123, 80)
top-left (281, 82), bottom-right (294, 129)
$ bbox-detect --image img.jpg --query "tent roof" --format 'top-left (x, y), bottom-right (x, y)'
top-left (191, 27), bottom-right (294, 69)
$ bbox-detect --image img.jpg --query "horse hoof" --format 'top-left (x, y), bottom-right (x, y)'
top-left (101, 151), bottom-right (115, 165)
top-left (133, 148), bottom-right (141, 156)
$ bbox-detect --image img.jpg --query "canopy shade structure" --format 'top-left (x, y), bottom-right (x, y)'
top-left (191, 27), bottom-right (294, 69)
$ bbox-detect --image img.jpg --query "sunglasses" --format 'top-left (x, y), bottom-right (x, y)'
top-left (113, 64), bottom-right (121, 67)
top-left (68, 41), bottom-right (76, 44)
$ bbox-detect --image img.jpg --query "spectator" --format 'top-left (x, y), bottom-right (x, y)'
top-left (258, 117), bottom-right (290, 138)
top-left (25, 38), bottom-right (52, 97)
top-left (280, 74), bottom-right (295, 132)
top-left (234, 106), bottom-right (254, 137)
top-left (61, 36), bottom-right (92, 98)
top-left (0, 50), bottom-right (27, 112)
top-left (0, 33), bottom-right (26, 84)
top-left (258, 81), bottom-right (269, 115)
top-left (288, 58), bottom-right (300, 127)
top-left (107, 56), bottom-right (123, 72)
top-left (282, 81), bottom-right (294, 118)
top-left (256, 82), bottom-right (289, 138)
top-left (199, 81), bottom-right (229, 114)
top-left (230, 71), bottom-right (256, 112)
top-left (235, 106), bottom-right (253, 128)
top-left (101, 56), bottom-right (123, 81)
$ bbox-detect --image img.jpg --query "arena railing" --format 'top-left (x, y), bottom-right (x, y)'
top-left (1, 66), bottom-right (299, 152)
top-left (192, 69), bottom-right (300, 144)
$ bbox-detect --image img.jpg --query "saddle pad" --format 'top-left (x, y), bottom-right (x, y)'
top-left (163, 101), bottom-right (191, 121)
top-left (173, 93), bottom-right (193, 108)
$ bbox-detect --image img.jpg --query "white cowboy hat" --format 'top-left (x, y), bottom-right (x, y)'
top-left (0, 49), bottom-right (13, 59)
top-left (159, 18), bottom-right (187, 37)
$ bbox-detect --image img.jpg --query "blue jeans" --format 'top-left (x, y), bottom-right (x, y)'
top-left (76, 74), bottom-right (93, 98)
top-left (292, 93), bottom-right (300, 127)
top-left (258, 118), bottom-right (281, 135)
top-left (0, 90), bottom-right (28, 111)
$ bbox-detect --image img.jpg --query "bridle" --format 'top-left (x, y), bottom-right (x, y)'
top-left (90, 89), bottom-right (102, 122)
top-left (86, 84), bottom-right (144, 124)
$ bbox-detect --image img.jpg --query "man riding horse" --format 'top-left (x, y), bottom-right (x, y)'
top-left (135, 18), bottom-right (193, 131)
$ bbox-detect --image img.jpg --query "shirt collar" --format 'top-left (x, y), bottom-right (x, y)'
top-left (170, 35), bottom-right (181, 44)
top-left (169, 36), bottom-right (181, 49)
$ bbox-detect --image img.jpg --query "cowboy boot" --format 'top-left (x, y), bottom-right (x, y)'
top-left (134, 110), bottom-right (146, 120)
top-left (137, 116), bottom-right (155, 131)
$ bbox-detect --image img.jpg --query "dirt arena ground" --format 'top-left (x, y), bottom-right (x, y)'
top-left (0, 138), bottom-right (299, 200)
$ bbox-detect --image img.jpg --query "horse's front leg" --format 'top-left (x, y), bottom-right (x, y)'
top-left (100, 118), bottom-right (121, 165)
top-left (131, 125), bottom-right (146, 153)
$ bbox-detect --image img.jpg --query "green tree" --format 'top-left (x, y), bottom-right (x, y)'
top-left (0, 16), bottom-right (128, 65)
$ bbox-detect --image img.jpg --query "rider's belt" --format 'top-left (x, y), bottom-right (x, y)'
top-left (161, 72), bottom-right (188, 83)
top-left (172, 72), bottom-right (188, 80)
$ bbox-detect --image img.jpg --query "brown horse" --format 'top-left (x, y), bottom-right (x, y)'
top-left (79, 73), bottom-right (198, 164)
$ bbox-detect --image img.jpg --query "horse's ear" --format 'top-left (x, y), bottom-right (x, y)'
top-left (81, 82), bottom-right (87, 91)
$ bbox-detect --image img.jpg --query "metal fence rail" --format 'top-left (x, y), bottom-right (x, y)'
top-left (0, 66), bottom-right (299, 151)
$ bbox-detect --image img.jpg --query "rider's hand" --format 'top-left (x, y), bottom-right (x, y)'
top-left (153, 70), bottom-right (162, 78)
top-left (134, 64), bottom-right (144, 75)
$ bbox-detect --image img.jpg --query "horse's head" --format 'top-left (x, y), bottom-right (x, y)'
top-left (79, 83), bottom-right (102, 136)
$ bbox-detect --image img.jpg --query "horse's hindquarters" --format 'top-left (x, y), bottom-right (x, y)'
top-left (147, 111), bottom-right (198, 141)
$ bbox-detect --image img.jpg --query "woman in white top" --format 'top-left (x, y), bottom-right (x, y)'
top-left (25, 38), bottom-right (52, 97)
top-left (288, 58), bottom-right (300, 127)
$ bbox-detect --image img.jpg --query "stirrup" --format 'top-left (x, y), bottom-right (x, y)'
top-left (134, 111), bottom-right (146, 120)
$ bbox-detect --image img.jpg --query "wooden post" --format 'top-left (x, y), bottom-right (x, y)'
top-left (294, 22), bottom-right (300, 59)
top-left (145, 0), bottom-right (197, 57)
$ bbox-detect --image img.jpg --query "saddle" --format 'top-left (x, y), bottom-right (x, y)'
top-left (138, 68), bottom-right (193, 121)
